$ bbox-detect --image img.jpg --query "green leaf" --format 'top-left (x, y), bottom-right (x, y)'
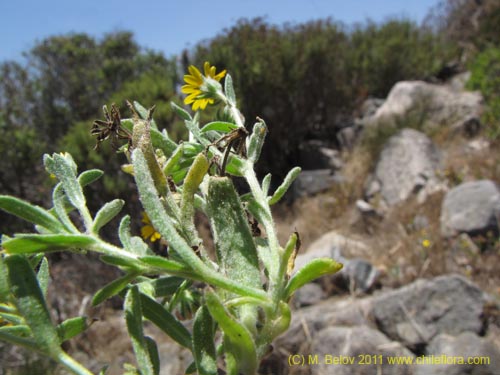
top-left (44, 153), bottom-right (85, 210)
top-left (37, 257), bottom-right (50, 299)
top-left (0, 311), bottom-right (24, 325)
top-left (184, 118), bottom-right (210, 147)
top-left (92, 199), bottom-right (124, 233)
top-left (57, 317), bottom-right (88, 342)
top-left (205, 290), bottom-right (257, 375)
top-left (5, 255), bottom-right (61, 355)
top-left (140, 293), bottom-right (192, 349)
top-left (0, 325), bottom-right (31, 336)
top-left (2, 234), bottom-right (96, 254)
top-left (92, 271), bottom-right (140, 306)
top-left (224, 74), bottom-right (236, 105)
top-left (247, 120), bottom-right (267, 163)
top-left (268, 167), bottom-right (301, 205)
top-left (171, 101), bottom-right (192, 121)
top-left (0, 330), bottom-right (39, 353)
top-left (0, 195), bottom-right (65, 233)
top-left (185, 362), bottom-right (197, 374)
top-left (285, 258), bottom-right (343, 298)
top-left (130, 237), bottom-right (151, 257)
top-left (118, 215), bottom-right (133, 249)
top-left (145, 336), bottom-right (160, 375)
top-left (163, 143), bottom-right (184, 176)
top-left (200, 121), bottom-right (238, 134)
top-left (125, 286), bottom-right (155, 375)
top-left (148, 276), bottom-right (184, 297)
top-left (52, 184), bottom-right (79, 233)
top-left (133, 101), bottom-right (158, 130)
top-left (139, 256), bottom-right (191, 275)
top-left (0, 256), bottom-right (10, 300)
top-left (206, 177), bottom-right (261, 291)
top-left (192, 305), bottom-right (217, 375)
top-left (78, 169), bottom-right (104, 187)
top-left (180, 154), bottom-right (209, 245)
top-left (100, 255), bottom-right (143, 271)
top-left (262, 173), bottom-right (271, 196)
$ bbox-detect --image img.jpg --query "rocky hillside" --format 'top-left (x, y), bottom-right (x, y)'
top-left (270, 72), bottom-right (500, 374)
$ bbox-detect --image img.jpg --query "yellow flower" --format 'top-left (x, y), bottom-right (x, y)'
top-left (422, 239), bottom-right (431, 248)
top-left (181, 62), bottom-right (226, 111)
top-left (140, 212), bottom-right (161, 242)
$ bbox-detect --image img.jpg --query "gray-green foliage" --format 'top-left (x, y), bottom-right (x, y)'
top-left (0, 73), bottom-right (342, 374)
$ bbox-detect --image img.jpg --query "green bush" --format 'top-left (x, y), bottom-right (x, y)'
top-left (467, 47), bottom-right (500, 139)
top-left (191, 18), bottom-right (452, 178)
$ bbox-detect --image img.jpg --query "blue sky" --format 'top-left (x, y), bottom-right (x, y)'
top-left (1, 0), bottom-right (439, 62)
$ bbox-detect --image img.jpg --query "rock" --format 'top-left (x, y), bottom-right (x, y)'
top-left (297, 140), bottom-right (343, 170)
top-left (310, 326), bottom-right (414, 375)
top-left (293, 282), bottom-right (326, 308)
top-left (275, 298), bottom-right (373, 354)
top-left (338, 259), bottom-right (380, 293)
top-left (337, 126), bottom-right (358, 150)
top-left (293, 231), bottom-right (378, 295)
top-left (292, 169), bottom-right (344, 197)
top-left (414, 332), bottom-right (500, 375)
top-left (372, 275), bottom-right (486, 350)
top-left (447, 71), bottom-right (472, 92)
top-left (358, 98), bottom-right (386, 119)
top-left (355, 199), bottom-right (380, 217)
top-left (299, 231), bottom-right (370, 264)
top-left (368, 80), bottom-right (482, 130)
top-left (365, 128), bottom-right (443, 206)
top-left (440, 180), bottom-right (500, 238)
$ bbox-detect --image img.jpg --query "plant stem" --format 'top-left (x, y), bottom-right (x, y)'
top-left (57, 352), bottom-right (94, 375)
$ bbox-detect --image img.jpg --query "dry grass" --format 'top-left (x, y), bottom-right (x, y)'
top-left (274, 129), bottom-right (500, 299)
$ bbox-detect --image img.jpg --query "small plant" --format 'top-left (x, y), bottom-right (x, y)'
top-left (0, 62), bottom-right (342, 375)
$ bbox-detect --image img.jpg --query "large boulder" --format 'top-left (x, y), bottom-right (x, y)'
top-left (369, 80), bottom-right (483, 130)
top-left (365, 128), bottom-right (443, 206)
top-left (440, 180), bottom-right (500, 238)
top-left (310, 326), bottom-right (414, 375)
top-left (372, 275), bottom-right (486, 350)
top-left (292, 169), bottom-right (343, 198)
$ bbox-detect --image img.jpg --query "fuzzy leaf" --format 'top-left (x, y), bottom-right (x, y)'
top-left (44, 153), bottom-right (85, 209)
top-left (224, 74), bottom-right (236, 105)
top-left (0, 196), bottom-right (64, 233)
top-left (285, 258), bottom-right (343, 298)
top-left (92, 271), bottom-right (140, 306)
top-left (37, 257), bottom-right (50, 299)
top-left (205, 290), bottom-right (257, 375)
top-left (247, 120), bottom-right (267, 163)
top-left (125, 286), bottom-right (155, 375)
top-left (57, 317), bottom-right (88, 342)
top-left (92, 199), bottom-right (124, 233)
top-left (200, 121), bottom-right (238, 134)
top-left (52, 184), bottom-right (78, 232)
top-left (171, 101), bottom-right (192, 121)
top-left (268, 167), bottom-right (301, 205)
top-left (140, 293), bottom-right (192, 349)
top-left (133, 101), bottom-right (158, 130)
top-left (78, 169), bottom-right (104, 187)
top-left (2, 234), bottom-right (96, 254)
top-left (206, 177), bottom-right (261, 290)
top-left (148, 276), bottom-right (184, 297)
top-left (192, 305), bottom-right (217, 375)
top-left (5, 255), bottom-right (61, 355)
